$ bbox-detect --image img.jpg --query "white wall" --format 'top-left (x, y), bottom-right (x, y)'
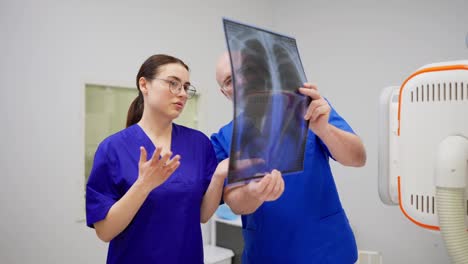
top-left (1, 0), bottom-right (467, 263)
top-left (0, 1), bottom-right (272, 263)
top-left (271, 0), bottom-right (468, 263)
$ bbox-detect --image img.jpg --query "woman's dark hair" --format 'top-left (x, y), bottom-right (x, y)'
top-left (126, 54), bottom-right (189, 127)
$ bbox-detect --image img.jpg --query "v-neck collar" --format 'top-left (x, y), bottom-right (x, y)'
top-left (131, 123), bottom-right (178, 155)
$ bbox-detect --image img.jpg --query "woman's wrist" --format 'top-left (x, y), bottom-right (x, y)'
top-left (132, 178), bottom-right (153, 197)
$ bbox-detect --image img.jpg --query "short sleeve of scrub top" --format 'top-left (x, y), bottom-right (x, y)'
top-left (86, 140), bottom-right (119, 228)
top-left (318, 98), bottom-right (356, 159)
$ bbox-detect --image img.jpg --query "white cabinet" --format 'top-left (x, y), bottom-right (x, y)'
top-left (203, 215), bottom-right (240, 264)
top-left (203, 244), bottom-right (234, 264)
top-left (210, 215), bottom-right (242, 246)
top-left (207, 212), bottom-right (243, 264)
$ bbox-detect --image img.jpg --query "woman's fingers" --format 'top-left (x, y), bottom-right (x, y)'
top-left (149, 147), bottom-right (163, 165)
top-left (139, 146), bottom-right (147, 165)
top-left (138, 146), bottom-right (182, 190)
top-left (164, 155), bottom-right (181, 172)
top-left (158, 152), bottom-right (173, 168)
top-left (165, 159), bottom-right (180, 176)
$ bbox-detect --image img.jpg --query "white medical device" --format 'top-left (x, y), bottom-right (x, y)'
top-left (378, 60), bottom-right (468, 263)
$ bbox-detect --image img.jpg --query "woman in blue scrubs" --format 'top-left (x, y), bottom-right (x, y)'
top-left (86, 54), bottom-right (226, 264)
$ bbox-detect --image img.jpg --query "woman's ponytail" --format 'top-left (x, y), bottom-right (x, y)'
top-left (126, 92), bottom-right (144, 127)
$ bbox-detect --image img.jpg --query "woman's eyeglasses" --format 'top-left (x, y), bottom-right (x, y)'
top-left (153, 78), bottom-right (197, 99)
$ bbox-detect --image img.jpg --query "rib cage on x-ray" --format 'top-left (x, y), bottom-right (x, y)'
top-left (224, 19), bottom-right (310, 186)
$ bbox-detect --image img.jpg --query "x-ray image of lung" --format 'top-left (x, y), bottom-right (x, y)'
top-left (223, 19), bottom-right (310, 187)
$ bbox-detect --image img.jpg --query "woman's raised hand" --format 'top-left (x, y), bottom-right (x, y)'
top-left (137, 146), bottom-right (181, 192)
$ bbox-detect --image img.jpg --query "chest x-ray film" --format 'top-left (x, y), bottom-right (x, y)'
top-left (223, 18), bottom-right (310, 187)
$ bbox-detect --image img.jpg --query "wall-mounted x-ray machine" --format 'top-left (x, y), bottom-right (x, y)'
top-left (378, 61), bottom-right (468, 263)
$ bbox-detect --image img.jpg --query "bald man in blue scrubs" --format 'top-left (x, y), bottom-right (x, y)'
top-left (211, 53), bottom-right (367, 263)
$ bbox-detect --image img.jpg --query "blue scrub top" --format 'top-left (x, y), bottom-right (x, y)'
top-left (211, 102), bottom-right (358, 264)
top-left (86, 124), bottom-right (217, 264)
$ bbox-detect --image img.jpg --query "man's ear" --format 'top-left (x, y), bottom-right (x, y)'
top-left (139, 77), bottom-right (149, 94)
